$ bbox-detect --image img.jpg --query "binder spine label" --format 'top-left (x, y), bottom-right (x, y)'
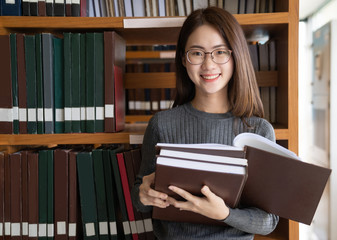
top-left (105, 104), bottom-right (114, 118)
top-left (69, 223), bottom-right (77, 237)
top-left (85, 223), bottom-right (95, 237)
top-left (57, 221), bottom-right (66, 235)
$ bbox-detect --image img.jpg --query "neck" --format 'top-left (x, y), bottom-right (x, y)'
top-left (191, 95), bottom-right (230, 113)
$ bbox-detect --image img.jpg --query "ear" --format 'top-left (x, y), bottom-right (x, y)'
top-left (182, 54), bottom-right (186, 67)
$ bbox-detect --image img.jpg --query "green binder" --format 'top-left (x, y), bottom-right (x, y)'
top-left (10, 33), bottom-right (19, 134)
top-left (35, 33), bottom-right (45, 134)
top-left (63, 32), bottom-right (72, 133)
top-left (77, 151), bottom-right (99, 239)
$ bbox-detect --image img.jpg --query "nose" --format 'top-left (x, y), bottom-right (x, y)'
top-left (202, 53), bottom-right (216, 69)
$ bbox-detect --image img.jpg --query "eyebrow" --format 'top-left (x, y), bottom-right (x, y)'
top-left (188, 44), bottom-right (228, 50)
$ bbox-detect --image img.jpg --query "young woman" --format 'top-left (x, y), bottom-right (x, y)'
top-left (131, 7), bottom-right (279, 240)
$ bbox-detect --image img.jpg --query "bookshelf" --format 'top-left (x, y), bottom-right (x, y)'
top-left (0, 0), bottom-right (299, 239)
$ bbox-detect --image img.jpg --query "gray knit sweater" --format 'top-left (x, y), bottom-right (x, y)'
top-left (131, 103), bottom-right (279, 240)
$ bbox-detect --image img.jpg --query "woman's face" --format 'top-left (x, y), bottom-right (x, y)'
top-left (183, 24), bottom-right (234, 98)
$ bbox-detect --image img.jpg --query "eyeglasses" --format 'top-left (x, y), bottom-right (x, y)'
top-left (186, 48), bottom-right (232, 65)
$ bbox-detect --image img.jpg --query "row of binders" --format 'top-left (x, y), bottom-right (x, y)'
top-left (0, 145), bottom-right (155, 240)
top-left (0, 31), bottom-right (126, 134)
top-left (0, 0), bottom-right (275, 17)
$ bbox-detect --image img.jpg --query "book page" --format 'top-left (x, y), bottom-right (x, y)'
top-left (156, 143), bottom-right (242, 151)
top-left (233, 133), bottom-right (300, 160)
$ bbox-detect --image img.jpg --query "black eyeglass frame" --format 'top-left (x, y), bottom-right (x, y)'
top-left (185, 48), bottom-right (233, 65)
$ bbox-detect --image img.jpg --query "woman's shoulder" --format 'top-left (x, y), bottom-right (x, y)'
top-left (245, 116), bottom-right (275, 142)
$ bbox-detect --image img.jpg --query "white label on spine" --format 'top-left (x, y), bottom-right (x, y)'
top-left (99, 222), bottom-right (108, 235)
top-left (64, 107), bottom-right (72, 121)
top-left (109, 222), bottom-right (117, 235)
top-left (145, 102), bottom-right (151, 110)
top-left (46, 0), bottom-right (53, 3)
top-left (152, 101), bottom-right (159, 111)
top-left (81, 107), bottom-right (86, 120)
top-left (105, 104), bottom-right (114, 118)
top-left (22, 222), bottom-right (28, 235)
top-left (29, 224), bottom-right (38, 237)
top-left (143, 218), bottom-right (153, 232)
top-left (48, 224), bottom-right (54, 237)
top-left (39, 223), bottom-right (47, 236)
top-left (0, 223), bottom-right (2, 235)
top-left (65, 0), bottom-right (71, 3)
top-left (136, 220), bottom-right (145, 234)
top-left (6, 0), bottom-right (15, 4)
top-left (128, 101), bottom-right (135, 110)
top-left (86, 107), bottom-right (95, 120)
top-left (85, 223), bottom-right (95, 237)
top-left (55, 108), bottom-right (64, 121)
top-left (5, 222), bottom-right (10, 235)
top-left (130, 221), bottom-right (137, 234)
top-left (72, 0), bottom-right (80, 4)
top-left (68, 223), bottom-right (76, 237)
top-left (44, 108), bottom-right (53, 122)
top-left (0, 108), bottom-right (13, 122)
top-left (19, 108), bottom-right (27, 121)
top-left (96, 107), bottom-right (104, 120)
top-left (72, 107), bottom-right (81, 121)
top-left (11, 223), bottom-right (20, 236)
top-left (13, 106), bottom-right (19, 120)
top-left (57, 221), bottom-right (66, 235)
top-left (37, 108), bottom-right (44, 121)
top-left (122, 221), bottom-right (131, 235)
top-left (55, 0), bottom-right (64, 3)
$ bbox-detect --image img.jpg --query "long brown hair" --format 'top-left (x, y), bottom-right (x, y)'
top-left (173, 7), bottom-right (264, 119)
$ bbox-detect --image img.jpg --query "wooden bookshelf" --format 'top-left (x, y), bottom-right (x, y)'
top-left (0, 0), bottom-right (299, 238)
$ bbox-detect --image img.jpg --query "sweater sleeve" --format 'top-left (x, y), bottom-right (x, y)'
top-left (131, 115), bottom-right (160, 213)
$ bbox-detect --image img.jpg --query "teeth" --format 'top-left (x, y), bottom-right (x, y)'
top-left (202, 74), bottom-right (219, 80)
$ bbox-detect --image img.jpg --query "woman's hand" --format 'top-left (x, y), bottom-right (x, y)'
top-left (167, 185), bottom-right (230, 220)
top-left (139, 172), bottom-right (170, 208)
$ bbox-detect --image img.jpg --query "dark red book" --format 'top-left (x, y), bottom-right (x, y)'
top-left (54, 148), bottom-right (70, 240)
top-left (0, 35), bottom-right (13, 134)
top-left (9, 152), bottom-right (22, 239)
top-left (0, 152), bottom-right (5, 240)
top-left (28, 151), bottom-right (39, 240)
top-left (103, 31), bottom-right (126, 133)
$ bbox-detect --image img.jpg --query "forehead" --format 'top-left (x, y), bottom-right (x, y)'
top-left (185, 24), bottom-right (226, 49)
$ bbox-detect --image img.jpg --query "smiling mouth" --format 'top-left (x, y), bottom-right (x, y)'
top-left (201, 74), bottom-right (221, 81)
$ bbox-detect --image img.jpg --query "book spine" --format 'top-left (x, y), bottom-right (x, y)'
top-left (35, 34), bottom-right (45, 134)
top-left (103, 32), bottom-right (116, 133)
top-left (46, 0), bottom-right (54, 16)
top-left (71, 0), bottom-right (80, 16)
top-left (46, 150), bottom-right (54, 240)
top-left (71, 33), bottom-right (81, 133)
top-left (10, 152), bottom-right (22, 239)
top-left (30, 0), bottom-right (38, 16)
top-left (0, 153), bottom-right (5, 240)
top-left (38, 0), bottom-right (47, 15)
top-left (42, 33), bottom-right (55, 134)
top-left (77, 152), bottom-right (99, 239)
top-left (24, 35), bottom-right (38, 134)
top-left (21, 151), bottom-right (29, 240)
top-left (1, 0), bottom-right (22, 15)
top-left (16, 33), bottom-right (28, 134)
top-left (85, 33), bottom-right (95, 133)
top-left (54, 148), bottom-right (69, 240)
top-left (54, 0), bottom-right (65, 16)
top-left (63, 33), bottom-right (72, 133)
top-left (10, 34), bottom-right (19, 134)
top-left (92, 149), bottom-right (110, 240)
top-left (38, 150), bottom-right (49, 240)
top-left (80, 34), bottom-right (86, 132)
top-left (53, 37), bottom-right (64, 134)
top-left (28, 151), bottom-right (39, 240)
top-left (0, 35), bottom-right (14, 134)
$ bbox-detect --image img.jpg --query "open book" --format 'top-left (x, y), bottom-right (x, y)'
top-left (153, 133), bottom-right (331, 225)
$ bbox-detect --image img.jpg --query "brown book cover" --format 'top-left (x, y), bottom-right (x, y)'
top-left (152, 133), bottom-right (331, 225)
top-left (9, 152), bottom-right (22, 239)
top-left (68, 150), bottom-right (81, 240)
top-left (21, 150), bottom-right (29, 240)
top-left (54, 148), bottom-right (70, 240)
top-left (28, 151), bottom-right (39, 240)
top-left (16, 33), bottom-right (28, 134)
top-left (38, 0), bottom-right (46, 16)
top-left (103, 31), bottom-right (126, 132)
top-left (152, 155), bottom-right (248, 225)
top-left (0, 35), bottom-right (13, 134)
top-left (241, 146), bottom-right (331, 225)
top-left (4, 152), bottom-right (11, 240)
top-left (65, 0), bottom-right (72, 16)
top-left (0, 152), bottom-right (5, 240)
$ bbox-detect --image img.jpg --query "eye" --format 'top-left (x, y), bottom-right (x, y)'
top-left (214, 49), bottom-right (229, 56)
top-left (190, 50), bottom-right (204, 57)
